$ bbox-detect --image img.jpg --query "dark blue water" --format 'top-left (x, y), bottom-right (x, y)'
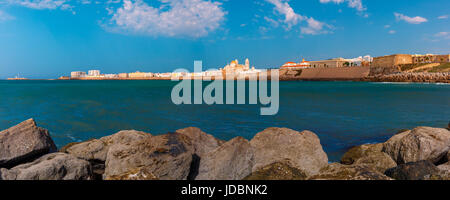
top-left (0, 80), bottom-right (449, 161)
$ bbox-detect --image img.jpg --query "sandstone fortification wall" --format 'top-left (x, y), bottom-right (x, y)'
top-left (372, 54), bottom-right (412, 68)
top-left (298, 67), bottom-right (371, 80)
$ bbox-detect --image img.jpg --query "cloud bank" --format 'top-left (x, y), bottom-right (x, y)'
top-left (319, 0), bottom-right (366, 12)
top-left (105, 0), bottom-right (226, 38)
top-left (265, 0), bottom-right (332, 35)
top-left (394, 12), bottom-right (428, 24)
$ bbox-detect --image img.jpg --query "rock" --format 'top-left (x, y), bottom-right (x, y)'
top-left (243, 162), bottom-right (307, 180)
top-left (60, 130), bottom-right (151, 162)
top-left (0, 153), bottom-right (93, 180)
top-left (104, 132), bottom-right (194, 180)
top-left (176, 127), bottom-right (224, 158)
top-left (0, 119), bottom-right (57, 168)
top-left (60, 139), bottom-right (107, 161)
top-left (340, 143), bottom-right (383, 165)
top-left (438, 162), bottom-right (450, 172)
top-left (196, 137), bottom-right (254, 180)
top-left (382, 127), bottom-right (450, 164)
top-left (384, 160), bottom-right (447, 180)
top-left (340, 143), bottom-right (396, 173)
top-left (250, 128), bottom-right (328, 176)
top-left (383, 127), bottom-right (450, 164)
top-left (353, 152), bottom-right (397, 174)
top-left (308, 163), bottom-right (393, 180)
top-left (105, 166), bottom-right (158, 180)
top-left (60, 130), bottom-right (151, 180)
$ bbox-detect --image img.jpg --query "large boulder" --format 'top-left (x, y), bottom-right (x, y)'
top-left (353, 152), bottom-right (397, 174)
top-left (60, 130), bottom-right (151, 162)
top-left (196, 137), bottom-right (254, 180)
top-left (243, 162), bottom-right (307, 180)
top-left (340, 143), bottom-right (396, 173)
top-left (104, 132), bottom-right (194, 180)
top-left (382, 127), bottom-right (450, 164)
top-left (60, 130), bottom-right (151, 179)
top-left (0, 153), bottom-right (93, 180)
top-left (0, 119), bottom-right (57, 168)
top-left (438, 162), bottom-right (450, 172)
top-left (385, 160), bottom-right (448, 180)
top-left (105, 166), bottom-right (158, 180)
top-left (309, 163), bottom-right (393, 180)
top-left (176, 127), bottom-right (224, 158)
top-left (341, 143), bottom-right (383, 164)
top-left (250, 128), bottom-right (328, 176)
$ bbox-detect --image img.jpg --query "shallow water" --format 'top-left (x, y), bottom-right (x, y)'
top-left (0, 80), bottom-right (449, 161)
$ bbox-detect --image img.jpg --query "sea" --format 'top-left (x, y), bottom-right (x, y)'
top-left (0, 80), bottom-right (449, 162)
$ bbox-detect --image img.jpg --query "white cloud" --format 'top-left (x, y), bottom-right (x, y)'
top-left (106, 0), bottom-right (226, 38)
top-left (266, 0), bottom-right (305, 29)
top-left (394, 12), bottom-right (428, 24)
top-left (434, 32), bottom-right (450, 39)
top-left (8, 0), bottom-right (73, 10)
top-left (319, 0), bottom-right (366, 12)
top-left (301, 17), bottom-right (332, 35)
top-left (438, 15), bottom-right (448, 20)
top-left (388, 30), bottom-right (396, 34)
top-left (265, 0), bottom-right (332, 35)
top-left (0, 10), bottom-right (15, 22)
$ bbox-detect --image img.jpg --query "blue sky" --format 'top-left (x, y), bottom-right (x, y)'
top-left (0, 0), bottom-right (449, 78)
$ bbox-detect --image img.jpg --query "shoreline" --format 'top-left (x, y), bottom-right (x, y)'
top-left (3, 78), bottom-right (449, 84)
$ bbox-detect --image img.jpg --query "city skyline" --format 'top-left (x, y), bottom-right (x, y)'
top-left (0, 0), bottom-right (449, 79)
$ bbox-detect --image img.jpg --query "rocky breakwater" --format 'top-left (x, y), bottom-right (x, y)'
top-left (1, 119), bottom-right (450, 180)
top-left (366, 72), bottom-right (450, 83)
top-left (0, 119), bottom-right (92, 180)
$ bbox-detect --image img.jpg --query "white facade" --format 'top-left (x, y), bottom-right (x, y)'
top-left (88, 70), bottom-right (101, 77)
top-left (71, 71), bottom-right (86, 78)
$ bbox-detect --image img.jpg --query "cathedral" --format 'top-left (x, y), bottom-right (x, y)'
top-left (223, 58), bottom-right (251, 72)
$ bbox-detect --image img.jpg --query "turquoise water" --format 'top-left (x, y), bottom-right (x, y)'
top-left (0, 80), bottom-right (449, 161)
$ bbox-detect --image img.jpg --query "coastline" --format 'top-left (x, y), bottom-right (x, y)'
top-left (4, 72), bottom-right (450, 83)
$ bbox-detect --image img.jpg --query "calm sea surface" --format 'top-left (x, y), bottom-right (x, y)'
top-left (0, 80), bottom-right (449, 161)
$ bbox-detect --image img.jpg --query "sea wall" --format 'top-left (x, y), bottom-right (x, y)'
top-left (279, 67), bottom-right (375, 80)
top-left (368, 66), bottom-right (401, 76)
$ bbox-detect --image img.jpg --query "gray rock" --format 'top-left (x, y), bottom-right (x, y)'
top-left (382, 127), bottom-right (450, 164)
top-left (104, 132), bottom-right (194, 180)
top-left (384, 160), bottom-right (447, 180)
top-left (243, 162), bottom-right (307, 180)
top-left (61, 130), bottom-right (151, 162)
top-left (340, 143), bottom-right (383, 165)
top-left (309, 163), bottom-right (393, 180)
top-left (0, 153), bottom-right (93, 180)
top-left (0, 119), bottom-right (57, 168)
top-left (353, 152), bottom-right (397, 174)
top-left (176, 127), bottom-right (224, 158)
top-left (340, 143), bottom-right (396, 173)
top-left (196, 137), bottom-right (254, 180)
top-left (105, 166), bottom-right (158, 180)
top-left (437, 162), bottom-right (450, 172)
top-left (250, 128), bottom-right (328, 176)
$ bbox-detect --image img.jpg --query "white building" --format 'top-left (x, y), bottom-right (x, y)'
top-left (71, 71), bottom-right (86, 78)
top-left (88, 70), bottom-right (101, 77)
top-left (104, 74), bottom-right (118, 79)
